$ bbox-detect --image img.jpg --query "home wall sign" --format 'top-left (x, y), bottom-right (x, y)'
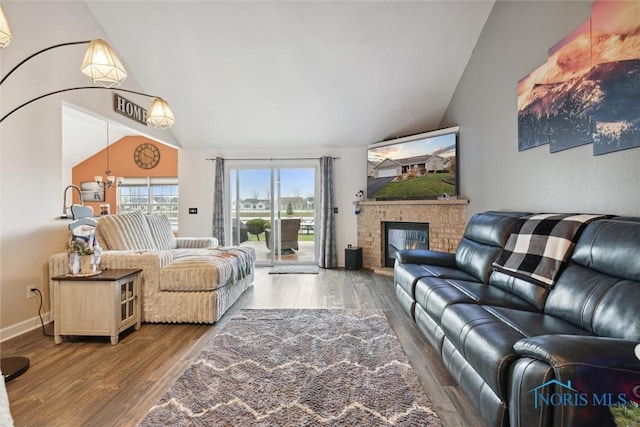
top-left (114, 93), bottom-right (148, 126)
top-left (517, 0), bottom-right (640, 155)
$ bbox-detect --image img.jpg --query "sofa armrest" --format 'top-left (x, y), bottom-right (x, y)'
top-left (176, 237), bottom-right (218, 248)
top-left (395, 249), bottom-right (457, 268)
top-left (515, 334), bottom-right (640, 369)
top-left (513, 335), bottom-right (640, 426)
top-left (515, 334), bottom-right (640, 399)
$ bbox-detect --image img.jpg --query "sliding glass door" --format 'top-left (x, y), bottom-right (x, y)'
top-left (227, 161), bottom-right (317, 266)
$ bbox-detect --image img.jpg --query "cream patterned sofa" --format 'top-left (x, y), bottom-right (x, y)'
top-left (49, 211), bottom-right (255, 323)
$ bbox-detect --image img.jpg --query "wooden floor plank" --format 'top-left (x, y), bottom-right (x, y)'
top-left (3, 267), bottom-right (483, 426)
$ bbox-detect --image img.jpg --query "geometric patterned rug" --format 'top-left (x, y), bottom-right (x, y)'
top-left (139, 309), bottom-right (442, 426)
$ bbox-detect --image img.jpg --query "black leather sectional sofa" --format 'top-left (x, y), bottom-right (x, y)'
top-left (394, 211), bottom-right (640, 427)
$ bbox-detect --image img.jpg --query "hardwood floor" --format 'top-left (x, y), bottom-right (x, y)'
top-left (2, 267), bottom-right (483, 427)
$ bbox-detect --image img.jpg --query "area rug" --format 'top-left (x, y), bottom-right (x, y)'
top-left (139, 309), bottom-right (442, 426)
top-left (269, 264), bottom-right (320, 274)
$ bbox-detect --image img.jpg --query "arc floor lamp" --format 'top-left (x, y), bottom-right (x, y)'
top-left (0, 11), bottom-right (175, 128)
top-left (0, 5), bottom-right (175, 381)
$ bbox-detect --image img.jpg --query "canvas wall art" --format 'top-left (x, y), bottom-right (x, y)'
top-left (517, 0), bottom-right (640, 156)
top-left (517, 63), bottom-right (550, 151)
top-left (590, 0), bottom-right (640, 155)
top-left (80, 181), bottom-right (105, 202)
top-left (546, 20), bottom-right (594, 153)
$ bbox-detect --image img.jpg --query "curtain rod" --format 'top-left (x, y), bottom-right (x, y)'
top-left (205, 157), bottom-right (340, 161)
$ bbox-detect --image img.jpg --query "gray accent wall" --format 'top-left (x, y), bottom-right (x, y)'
top-left (441, 1), bottom-right (640, 218)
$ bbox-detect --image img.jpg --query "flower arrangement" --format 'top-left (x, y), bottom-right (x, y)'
top-left (68, 238), bottom-right (94, 255)
top-left (67, 236), bottom-right (102, 275)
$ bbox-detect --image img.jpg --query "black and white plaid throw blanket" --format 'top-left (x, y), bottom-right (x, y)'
top-left (492, 213), bottom-right (607, 288)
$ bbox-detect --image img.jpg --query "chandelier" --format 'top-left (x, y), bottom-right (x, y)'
top-left (94, 123), bottom-right (123, 190)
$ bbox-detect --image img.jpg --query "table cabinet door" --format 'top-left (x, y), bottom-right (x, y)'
top-left (58, 281), bottom-right (112, 335)
top-left (119, 279), bottom-right (138, 326)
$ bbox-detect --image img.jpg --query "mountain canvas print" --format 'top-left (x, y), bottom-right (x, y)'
top-left (590, 0), bottom-right (640, 155)
top-left (517, 63), bottom-right (550, 151)
top-left (517, 0), bottom-right (640, 156)
top-left (546, 20), bottom-right (594, 153)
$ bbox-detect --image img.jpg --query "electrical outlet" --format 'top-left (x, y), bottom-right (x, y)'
top-left (27, 285), bottom-right (37, 299)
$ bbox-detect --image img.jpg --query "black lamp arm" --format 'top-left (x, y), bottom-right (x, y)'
top-left (0, 86), bottom-right (158, 123)
top-left (0, 40), bottom-right (91, 86)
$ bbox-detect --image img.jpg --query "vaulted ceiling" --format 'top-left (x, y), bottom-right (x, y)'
top-left (85, 1), bottom-right (494, 150)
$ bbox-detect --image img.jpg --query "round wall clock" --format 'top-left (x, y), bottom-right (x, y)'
top-left (134, 143), bottom-right (160, 169)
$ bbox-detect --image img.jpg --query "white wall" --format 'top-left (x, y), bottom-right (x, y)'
top-left (442, 1), bottom-right (640, 218)
top-left (0, 2), bottom-right (178, 339)
top-left (178, 146), bottom-right (366, 267)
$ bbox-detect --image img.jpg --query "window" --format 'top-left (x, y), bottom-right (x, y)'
top-left (118, 177), bottom-right (179, 230)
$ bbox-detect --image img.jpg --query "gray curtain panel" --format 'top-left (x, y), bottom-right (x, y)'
top-left (317, 156), bottom-right (337, 268)
top-left (212, 157), bottom-right (225, 246)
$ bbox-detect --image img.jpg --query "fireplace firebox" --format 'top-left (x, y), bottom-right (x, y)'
top-left (384, 221), bottom-right (429, 267)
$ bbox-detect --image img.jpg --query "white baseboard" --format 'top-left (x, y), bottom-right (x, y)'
top-left (0, 312), bottom-right (52, 343)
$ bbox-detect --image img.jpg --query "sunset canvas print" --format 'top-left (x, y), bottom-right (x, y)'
top-left (517, 62), bottom-right (551, 151)
top-left (516, 0), bottom-right (640, 156)
top-left (546, 20), bottom-right (594, 153)
top-left (590, 0), bottom-right (640, 155)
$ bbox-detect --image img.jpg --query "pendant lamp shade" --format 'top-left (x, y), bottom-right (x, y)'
top-left (0, 5), bottom-right (12, 48)
top-left (147, 97), bottom-right (175, 129)
top-left (80, 39), bottom-right (127, 88)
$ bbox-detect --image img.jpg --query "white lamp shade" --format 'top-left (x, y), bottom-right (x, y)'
top-left (94, 175), bottom-right (103, 183)
top-left (147, 97), bottom-right (176, 129)
top-left (80, 39), bottom-right (127, 88)
top-left (0, 5), bottom-right (12, 48)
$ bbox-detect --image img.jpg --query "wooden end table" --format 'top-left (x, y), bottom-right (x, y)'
top-left (51, 269), bottom-right (142, 345)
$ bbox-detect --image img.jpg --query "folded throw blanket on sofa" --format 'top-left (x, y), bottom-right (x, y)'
top-left (492, 213), bottom-right (607, 287)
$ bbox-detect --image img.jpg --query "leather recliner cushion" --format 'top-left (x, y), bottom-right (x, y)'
top-left (488, 270), bottom-right (550, 311)
top-left (440, 304), bottom-right (593, 400)
top-left (544, 219), bottom-right (640, 340)
top-left (441, 338), bottom-right (510, 427)
top-left (544, 263), bottom-right (640, 341)
top-left (415, 276), bottom-right (539, 324)
top-left (571, 219), bottom-right (640, 281)
top-left (455, 212), bottom-right (523, 283)
top-left (394, 262), bottom-right (477, 298)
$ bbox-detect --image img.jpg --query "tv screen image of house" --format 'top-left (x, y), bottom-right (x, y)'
top-left (367, 126), bottom-right (459, 200)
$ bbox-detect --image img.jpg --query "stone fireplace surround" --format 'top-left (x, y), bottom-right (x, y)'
top-left (356, 199), bottom-right (468, 274)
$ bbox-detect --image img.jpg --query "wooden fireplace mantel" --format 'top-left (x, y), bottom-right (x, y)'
top-left (359, 198), bottom-right (469, 206)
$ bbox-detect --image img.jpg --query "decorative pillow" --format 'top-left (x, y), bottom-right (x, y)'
top-left (94, 223), bottom-right (109, 250)
top-left (146, 214), bottom-right (177, 250)
top-left (97, 210), bottom-right (157, 251)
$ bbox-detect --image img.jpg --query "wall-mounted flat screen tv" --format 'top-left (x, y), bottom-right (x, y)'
top-left (367, 126), bottom-right (459, 200)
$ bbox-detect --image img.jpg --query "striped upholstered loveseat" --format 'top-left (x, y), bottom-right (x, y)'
top-left (49, 210), bottom-right (255, 323)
